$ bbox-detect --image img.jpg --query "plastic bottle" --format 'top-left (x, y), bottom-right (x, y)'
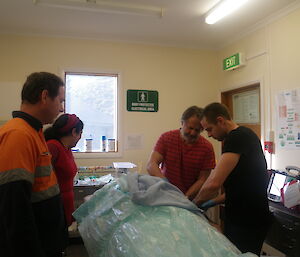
top-left (101, 136), bottom-right (107, 152)
top-left (107, 138), bottom-right (116, 152)
top-left (85, 135), bottom-right (93, 152)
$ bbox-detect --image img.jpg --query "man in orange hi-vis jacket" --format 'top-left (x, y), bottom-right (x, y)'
top-left (0, 72), bottom-right (67, 257)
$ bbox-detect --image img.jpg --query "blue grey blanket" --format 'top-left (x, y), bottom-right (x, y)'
top-left (122, 173), bottom-right (203, 216)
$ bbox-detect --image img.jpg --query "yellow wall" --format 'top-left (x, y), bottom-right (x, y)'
top-left (217, 7), bottom-right (300, 169)
top-left (0, 34), bottom-right (219, 172)
top-left (2, 6), bottom-right (300, 171)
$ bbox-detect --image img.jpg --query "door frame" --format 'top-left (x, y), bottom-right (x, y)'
top-left (219, 79), bottom-right (265, 142)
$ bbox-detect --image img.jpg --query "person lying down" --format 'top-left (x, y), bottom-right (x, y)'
top-left (73, 173), bottom-right (257, 257)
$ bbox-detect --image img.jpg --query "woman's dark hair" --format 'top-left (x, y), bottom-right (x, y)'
top-left (22, 72), bottom-right (64, 104)
top-left (44, 114), bottom-right (83, 141)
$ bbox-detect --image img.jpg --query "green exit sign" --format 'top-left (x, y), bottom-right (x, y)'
top-left (223, 53), bottom-right (245, 71)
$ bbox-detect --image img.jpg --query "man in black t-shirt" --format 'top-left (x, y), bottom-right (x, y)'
top-left (193, 102), bottom-right (271, 255)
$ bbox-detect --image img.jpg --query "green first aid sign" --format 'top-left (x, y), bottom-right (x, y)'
top-left (223, 53), bottom-right (244, 71)
top-left (127, 90), bottom-right (158, 112)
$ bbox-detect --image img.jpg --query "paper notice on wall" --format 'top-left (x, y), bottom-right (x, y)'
top-left (125, 134), bottom-right (144, 150)
top-left (276, 89), bottom-right (300, 149)
top-left (233, 89), bottom-right (260, 124)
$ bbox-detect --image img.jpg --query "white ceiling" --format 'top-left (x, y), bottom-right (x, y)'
top-left (0, 0), bottom-right (299, 49)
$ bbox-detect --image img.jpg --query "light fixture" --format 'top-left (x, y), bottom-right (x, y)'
top-left (32, 0), bottom-right (164, 18)
top-left (205, 0), bottom-right (249, 24)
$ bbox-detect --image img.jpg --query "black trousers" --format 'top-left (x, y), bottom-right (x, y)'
top-left (224, 221), bottom-right (270, 255)
top-left (45, 251), bottom-right (64, 257)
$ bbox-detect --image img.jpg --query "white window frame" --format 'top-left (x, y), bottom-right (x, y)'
top-left (62, 69), bottom-right (123, 159)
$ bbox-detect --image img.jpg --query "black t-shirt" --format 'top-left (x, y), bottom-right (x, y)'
top-left (223, 126), bottom-right (270, 226)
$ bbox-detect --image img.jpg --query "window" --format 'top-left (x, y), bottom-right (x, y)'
top-left (65, 72), bottom-right (118, 154)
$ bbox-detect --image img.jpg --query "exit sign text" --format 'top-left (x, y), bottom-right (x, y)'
top-left (223, 53), bottom-right (245, 71)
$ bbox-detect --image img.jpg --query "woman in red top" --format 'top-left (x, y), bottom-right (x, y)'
top-left (44, 114), bottom-right (83, 226)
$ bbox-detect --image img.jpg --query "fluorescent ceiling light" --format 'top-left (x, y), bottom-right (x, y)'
top-left (205, 0), bottom-right (249, 24)
top-left (32, 0), bottom-right (164, 17)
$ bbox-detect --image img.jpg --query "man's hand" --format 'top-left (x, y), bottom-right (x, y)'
top-left (199, 199), bottom-right (217, 210)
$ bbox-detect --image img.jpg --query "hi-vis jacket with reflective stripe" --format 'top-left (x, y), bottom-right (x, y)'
top-left (0, 113), bottom-right (67, 257)
top-left (0, 118), bottom-right (59, 202)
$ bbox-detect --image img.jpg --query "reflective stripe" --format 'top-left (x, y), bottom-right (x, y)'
top-left (31, 184), bottom-right (60, 203)
top-left (0, 168), bottom-right (34, 185)
top-left (35, 165), bottom-right (52, 178)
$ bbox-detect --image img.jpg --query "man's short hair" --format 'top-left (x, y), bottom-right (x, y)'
top-left (181, 106), bottom-right (203, 122)
top-left (202, 102), bottom-right (231, 124)
top-left (21, 72), bottom-right (64, 104)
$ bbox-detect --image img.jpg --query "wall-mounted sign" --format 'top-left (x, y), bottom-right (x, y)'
top-left (127, 90), bottom-right (158, 112)
top-left (223, 53), bottom-right (245, 71)
top-left (232, 89), bottom-right (260, 124)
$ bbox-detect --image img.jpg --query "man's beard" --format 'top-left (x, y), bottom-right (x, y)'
top-left (184, 133), bottom-right (198, 143)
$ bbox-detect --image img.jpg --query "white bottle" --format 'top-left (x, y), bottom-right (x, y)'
top-left (85, 135), bottom-right (93, 152)
top-left (107, 139), bottom-right (116, 152)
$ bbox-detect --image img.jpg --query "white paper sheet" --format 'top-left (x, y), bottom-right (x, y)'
top-left (283, 182), bottom-right (300, 208)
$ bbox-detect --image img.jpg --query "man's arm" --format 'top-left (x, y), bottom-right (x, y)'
top-left (185, 169), bottom-right (211, 200)
top-left (146, 151), bottom-right (165, 178)
top-left (193, 152), bottom-right (240, 205)
top-left (198, 193), bottom-right (226, 210)
top-left (212, 192), bottom-right (226, 204)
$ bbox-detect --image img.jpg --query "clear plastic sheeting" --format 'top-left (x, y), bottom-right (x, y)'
top-left (73, 175), bottom-right (257, 257)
